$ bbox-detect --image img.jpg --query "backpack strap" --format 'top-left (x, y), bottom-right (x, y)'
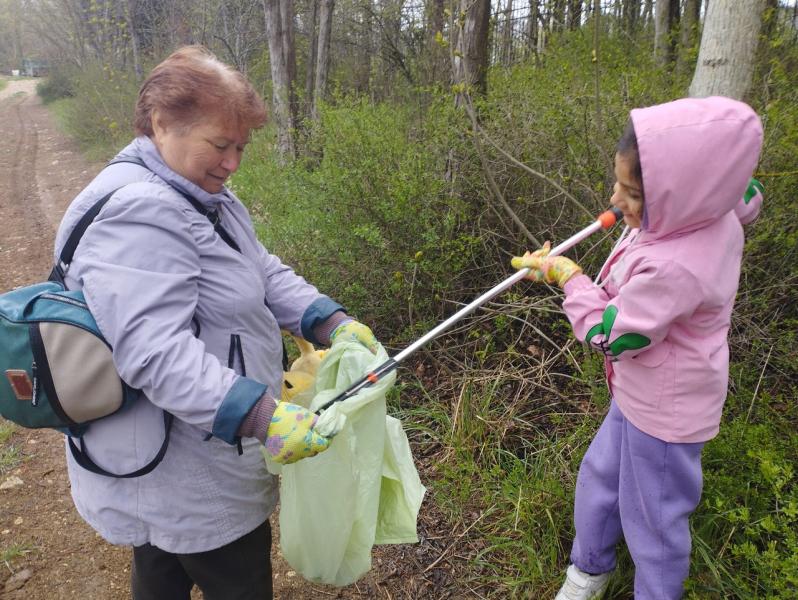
top-left (50, 187), bottom-right (122, 284)
top-left (68, 411), bottom-right (174, 478)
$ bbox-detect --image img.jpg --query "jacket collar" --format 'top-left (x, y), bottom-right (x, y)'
top-left (129, 136), bottom-right (233, 209)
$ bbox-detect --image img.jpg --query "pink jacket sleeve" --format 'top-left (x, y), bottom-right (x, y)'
top-left (561, 261), bottom-right (703, 361)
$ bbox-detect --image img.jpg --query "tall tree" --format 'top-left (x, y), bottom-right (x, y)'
top-left (280, 0), bottom-right (297, 123)
top-left (552, 0), bottom-right (566, 31)
top-left (654, 0), bottom-right (679, 65)
top-left (641, 0), bottom-right (653, 26)
top-left (568, 0), bottom-right (583, 30)
top-left (502, 0), bottom-right (515, 65)
top-left (676, 0), bottom-right (701, 74)
top-left (424, 0), bottom-right (447, 84)
top-left (312, 0), bottom-right (334, 120)
top-left (623, 0), bottom-right (640, 33)
top-left (0, 0), bottom-right (25, 70)
top-left (263, 0), bottom-right (295, 159)
top-left (305, 0), bottom-right (319, 116)
top-left (526, 0), bottom-right (539, 57)
top-left (452, 0), bottom-right (490, 105)
top-left (689, 0), bottom-right (766, 99)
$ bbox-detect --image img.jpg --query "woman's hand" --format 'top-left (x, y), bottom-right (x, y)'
top-left (330, 320), bottom-right (379, 354)
top-left (264, 402), bottom-right (330, 464)
top-left (511, 241), bottom-right (583, 288)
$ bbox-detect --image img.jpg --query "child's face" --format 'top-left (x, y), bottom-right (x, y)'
top-left (611, 152), bottom-right (644, 229)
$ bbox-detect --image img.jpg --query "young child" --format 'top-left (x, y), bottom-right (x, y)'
top-left (511, 96), bottom-right (763, 599)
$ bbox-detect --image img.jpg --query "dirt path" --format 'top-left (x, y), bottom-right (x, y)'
top-left (0, 80), bottom-right (466, 599)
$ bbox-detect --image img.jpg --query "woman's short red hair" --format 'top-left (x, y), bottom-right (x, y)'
top-left (134, 45), bottom-right (267, 136)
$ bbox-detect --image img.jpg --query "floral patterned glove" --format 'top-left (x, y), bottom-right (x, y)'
top-left (330, 320), bottom-right (379, 354)
top-left (511, 241), bottom-right (583, 288)
top-left (264, 401), bottom-right (330, 464)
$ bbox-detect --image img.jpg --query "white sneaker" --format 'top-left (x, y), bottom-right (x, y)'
top-left (554, 564), bottom-right (611, 600)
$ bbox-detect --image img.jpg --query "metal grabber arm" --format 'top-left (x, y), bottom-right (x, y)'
top-left (315, 206), bottom-right (623, 414)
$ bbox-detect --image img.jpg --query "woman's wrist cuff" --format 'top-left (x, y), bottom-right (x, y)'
top-left (313, 311), bottom-right (352, 346)
top-left (237, 394), bottom-right (278, 443)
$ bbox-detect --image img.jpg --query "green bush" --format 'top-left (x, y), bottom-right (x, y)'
top-left (36, 68), bottom-right (74, 104)
top-left (49, 63), bottom-right (140, 160)
top-left (689, 417), bottom-right (798, 598)
top-left (233, 96), bottom-right (478, 343)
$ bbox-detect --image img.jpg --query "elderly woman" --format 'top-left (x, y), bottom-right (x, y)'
top-left (53, 46), bottom-right (377, 599)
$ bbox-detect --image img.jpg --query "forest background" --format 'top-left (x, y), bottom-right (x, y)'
top-left (1, 0), bottom-right (797, 597)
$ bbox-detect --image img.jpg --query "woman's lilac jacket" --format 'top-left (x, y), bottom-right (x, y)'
top-left (53, 136), bottom-right (342, 553)
top-left (562, 97), bottom-right (763, 443)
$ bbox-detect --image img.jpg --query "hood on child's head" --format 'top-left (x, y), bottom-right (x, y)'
top-left (630, 96), bottom-right (763, 239)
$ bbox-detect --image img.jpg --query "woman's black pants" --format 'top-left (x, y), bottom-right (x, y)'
top-left (131, 519), bottom-right (273, 600)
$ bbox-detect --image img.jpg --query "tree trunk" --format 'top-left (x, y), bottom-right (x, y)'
top-left (526, 0), bottom-right (539, 57)
top-left (263, 0), bottom-right (295, 159)
top-left (623, 0), bottom-right (639, 33)
top-left (358, 0), bottom-right (373, 94)
top-left (312, 0), bottom-right (334, 121)
top-left (593, 0), bottom-right (602, 131)
top-left (502, 0), bottom-right (514, 65)
top-left (689, 0), bottom-right (766, 99)
top-left (424, 0), bottom-right (446, 84)
top-left (552, 0), bottom-right (566, 32)
top-left (568, 0), bottom-right (583, 30)
top-left (676, 0), bottom-right (700, 74)
top-left (305, 0), bottom-right (319, 119)
top-left (654, 0), bottom-right (678, 65)
top-left (125, 0), bottom-right (143, 80)
top-left (280, 0), bottom-right (298, 127)
top-left (642, 0), bottom-right (653, 25)
top-left (452, 0), bottom-right (490, 105)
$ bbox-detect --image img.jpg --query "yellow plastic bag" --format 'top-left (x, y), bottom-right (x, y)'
top-left (275, 340), bottom-right (425, 586)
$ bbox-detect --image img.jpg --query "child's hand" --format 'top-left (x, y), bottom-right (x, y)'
top-left (511, 241), bottom-right (552, 282)
top-left (511, 242), bottom-right (583, 287)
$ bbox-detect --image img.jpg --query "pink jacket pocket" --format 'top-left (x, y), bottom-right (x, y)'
top-left (629, 340), bottom-right (672, 368)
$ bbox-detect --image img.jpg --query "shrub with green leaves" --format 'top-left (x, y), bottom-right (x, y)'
top-left (233, 96), bottom-right (478, 343)
top-left (36, 68), bottom-right (74, 104)
top-left (48, 63), bottom-right (140, 160)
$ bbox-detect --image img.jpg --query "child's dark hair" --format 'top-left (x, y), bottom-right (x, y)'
top-left (616, 119), bottom-right (643, 185)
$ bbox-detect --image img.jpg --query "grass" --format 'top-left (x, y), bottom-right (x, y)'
top-left (0, 78), bottom-right (7, 93)
top-left (0, 422), bottom-right (22, 473)
top-left (1, 542), bottom-right (35, 572)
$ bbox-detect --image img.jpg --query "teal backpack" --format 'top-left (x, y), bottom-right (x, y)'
top-left (0, 157), bottom-right (249, 477)
top-left (0, 181), bottom-right (173, 478)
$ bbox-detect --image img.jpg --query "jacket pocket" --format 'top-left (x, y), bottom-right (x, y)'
top-left (630, 340), bottom-right (671, 368)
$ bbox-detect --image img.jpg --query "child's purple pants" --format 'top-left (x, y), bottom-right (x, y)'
top-left (570, 401), bottom-right (704, 599)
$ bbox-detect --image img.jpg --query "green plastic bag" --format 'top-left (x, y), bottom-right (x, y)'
top-left (274, 341), bottom-right (425, 586)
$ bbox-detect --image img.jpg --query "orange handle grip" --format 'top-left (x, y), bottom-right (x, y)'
top-left (597, 208), bottom-right (622, 229)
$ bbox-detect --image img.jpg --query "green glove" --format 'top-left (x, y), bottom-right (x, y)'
top-left (330, 320), bottom-right (379, 354)
top-left (511, 241), bottom-right (583, 288)
top-left (264, 401), bottom-right (330, 464)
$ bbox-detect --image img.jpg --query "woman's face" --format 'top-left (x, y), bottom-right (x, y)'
top-left (151, 111), bottom-right (250, 194)
top-left (611, 152), bottom-right (644, 229)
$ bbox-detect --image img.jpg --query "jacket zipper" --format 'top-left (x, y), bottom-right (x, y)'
top-left (31, 360), bottom-right (39, 406)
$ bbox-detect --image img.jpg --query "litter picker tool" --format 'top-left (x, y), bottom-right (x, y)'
top-left (316, 206), bottom-right (624, 413)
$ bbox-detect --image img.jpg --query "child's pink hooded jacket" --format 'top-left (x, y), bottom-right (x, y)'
top-left (562, 97), bottom-right (763, 443)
